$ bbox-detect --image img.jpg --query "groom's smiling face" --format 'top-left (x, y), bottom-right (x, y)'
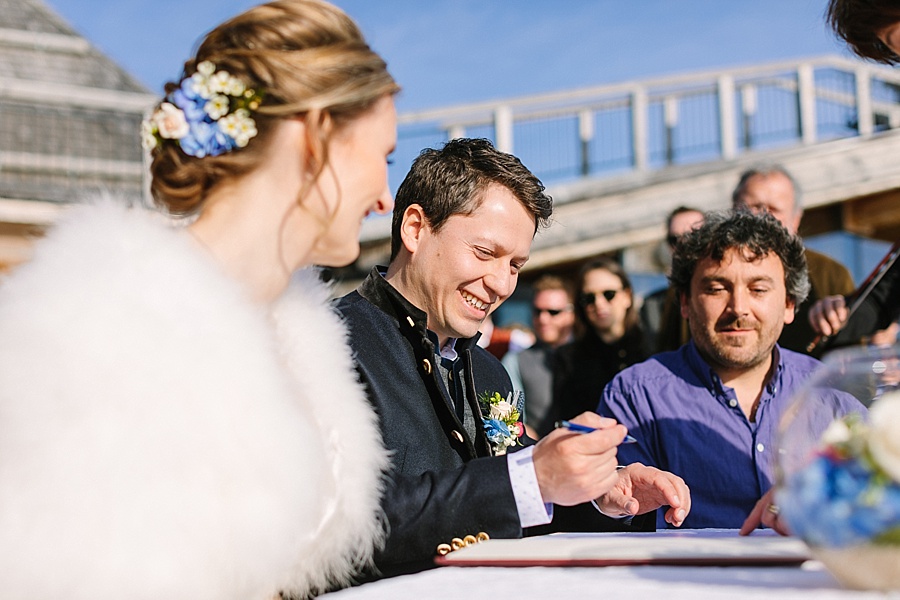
top-left (398, 183), bottom-right (535, 347)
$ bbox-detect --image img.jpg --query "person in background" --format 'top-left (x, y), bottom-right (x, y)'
top-left (0, 1), bottom-right (399, 598)
top-left (502, 274), bottom-right (576, 438)
top-left (600, 211), bottom-right (862, 529)
top-left (827, 0), bottom-right (900, 64)
top-left (802, 0), bottom-right (900, 353)
top-left (336, 138), bottom-right (690, 580)
top-left (732, 164), bottom-right (856, 356)
top-left (551, 257), bottom-right (648, 425)
top-left (640, 206), bottom-right (705, 354)
top-left (478, 312), bottom-right (535, 360)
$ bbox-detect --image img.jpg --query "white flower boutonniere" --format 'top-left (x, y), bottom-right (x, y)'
top-left (479, 391), bottom-right (525, 456)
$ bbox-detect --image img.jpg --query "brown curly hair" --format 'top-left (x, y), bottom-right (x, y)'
top-left (149, 0), bottom-right (399, 215)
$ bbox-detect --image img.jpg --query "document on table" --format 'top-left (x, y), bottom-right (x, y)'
top-left (435, 529), bottom-right (810, 567)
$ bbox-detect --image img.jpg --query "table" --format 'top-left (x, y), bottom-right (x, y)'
top-left (320, 531), bottom-right (900, 600)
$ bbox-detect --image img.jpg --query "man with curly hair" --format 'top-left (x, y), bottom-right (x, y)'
top-left (598, 211), bottom-right (860, 530)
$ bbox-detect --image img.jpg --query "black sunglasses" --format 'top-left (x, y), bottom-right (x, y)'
top-left (579, 290), bottom-right (620, 306)
top-left (532, 306), bottom-right (571, 317)
top-left (666, 234), bottom-right (680, 247)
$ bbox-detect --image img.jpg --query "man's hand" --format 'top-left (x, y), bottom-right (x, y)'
top-left (809, 294), bottom-right (849, 337)
top-left (593, 463), bottom-right (691, 527)
top-left (739, 488), bottom-right (790, 536)
top-left (532, 412), bottom-right (624, 506)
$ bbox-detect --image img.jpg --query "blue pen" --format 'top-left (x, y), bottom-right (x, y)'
top-left (555, 420), bottom-right (637, 444)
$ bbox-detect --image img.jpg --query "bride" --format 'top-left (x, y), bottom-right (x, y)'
top-left (0, 1), bottom-right (398, 598)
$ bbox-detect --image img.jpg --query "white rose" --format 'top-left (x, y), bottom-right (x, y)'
top-left (868, 390), bottom-right (900, 482)
top-left (152, 103), bottom-right (189, 140)
top-left (490, 400), bottom-right (514, 421)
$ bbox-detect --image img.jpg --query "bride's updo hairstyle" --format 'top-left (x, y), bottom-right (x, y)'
top-left (148, 0), bottom-right (399, 215)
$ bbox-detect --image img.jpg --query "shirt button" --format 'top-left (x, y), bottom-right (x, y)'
top-left (757, 443), bottom-right (765, 453)
top-left (729, 399), bottom-right (738, 408)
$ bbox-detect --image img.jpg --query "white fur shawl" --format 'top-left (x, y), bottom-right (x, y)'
top-left (0, 200), bottom-right (387, 600)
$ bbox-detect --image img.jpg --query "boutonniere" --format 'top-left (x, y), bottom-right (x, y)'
top-left (478, 391), bottom-right (525, 455)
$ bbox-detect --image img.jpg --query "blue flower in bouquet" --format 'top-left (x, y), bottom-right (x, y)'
top-left (781, 393), bottom-right (900, 548)
top-left (478, 391), bottom-right (524, 455)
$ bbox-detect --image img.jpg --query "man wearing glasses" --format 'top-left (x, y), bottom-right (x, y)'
top-left (502, 275), bottom-right (576, 438)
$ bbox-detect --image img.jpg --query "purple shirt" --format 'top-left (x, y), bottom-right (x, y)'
top-left (599, 341), bottom-right (861, 529)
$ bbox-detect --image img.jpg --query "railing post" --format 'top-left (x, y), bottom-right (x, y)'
top-left (798, 63), bottom-right (817, 145)
top-left (718, 74), bottom-right (737, 160)
top-left (494, 105), bottom-right (514, 153)
top-left (855, 66), bottom-right (874, 137)
top-left (632, 87), bottom-right (648, 171)
top-left (664, 96), bottom-right (679, 165)
top-left (741, 84), bottom-right (758, 149)
top-left (578, 109), bottom-right (593, 176)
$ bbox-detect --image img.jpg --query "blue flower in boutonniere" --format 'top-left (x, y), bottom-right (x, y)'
top-left (478, 391), bottom-right (525, 455)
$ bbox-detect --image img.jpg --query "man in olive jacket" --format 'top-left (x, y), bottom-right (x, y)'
top-left (336, 138), bottom-right (691, 580)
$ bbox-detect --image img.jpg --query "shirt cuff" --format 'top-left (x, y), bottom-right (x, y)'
top-left (507, 446), bottom-right (553, 527)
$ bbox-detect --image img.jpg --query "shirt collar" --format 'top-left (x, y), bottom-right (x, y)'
top-left (358, 266), bottom-right (482, 350)
top-left (684, 339), bottom-right (784, 394)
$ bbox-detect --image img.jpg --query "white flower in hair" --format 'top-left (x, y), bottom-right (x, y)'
top-left (210, 70), bottom-right (233, 94)
top-left (218, 109), bottom-right (257, 148)
top-left (204, 94), bottom-right (230, 120)
top-left (151, 103), bottom-right (190, 140)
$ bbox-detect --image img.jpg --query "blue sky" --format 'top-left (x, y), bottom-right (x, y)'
top-left (45, 0), bottom-right (850, 113)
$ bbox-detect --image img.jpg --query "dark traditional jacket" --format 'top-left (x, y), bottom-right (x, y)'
top-left (336, 269), bottom-right (650, 580)
top-left (335, 268), bottom-right (521, 578)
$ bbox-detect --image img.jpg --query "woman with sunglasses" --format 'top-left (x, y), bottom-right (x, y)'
top-left (0, 2), bottom-right (398, 599)
top-left (550, 257), bottom-right (648, 430)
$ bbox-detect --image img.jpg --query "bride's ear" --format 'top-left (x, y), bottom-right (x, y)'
top-left (300, 110), bottom-right (333, 176)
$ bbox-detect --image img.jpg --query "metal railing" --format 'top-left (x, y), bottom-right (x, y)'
top-left (389, 55), bottom-right (900, 190)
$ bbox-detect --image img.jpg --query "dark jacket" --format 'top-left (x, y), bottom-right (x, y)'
top-left (828, 247), bottom-right (900, 350)
top-left (781, 248), bottom-right (855, 357)
top-left (336, 268), bottom-right (650, 580)
top-left (551, 325), bottom-right (649, 423)
top-left (335, 269), bottom-right (522, 578)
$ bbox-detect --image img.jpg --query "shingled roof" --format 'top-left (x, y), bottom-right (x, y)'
top-left (0, 0), bottom-right (157, 268)
top-left (0, 0), bottom-right (155, 206)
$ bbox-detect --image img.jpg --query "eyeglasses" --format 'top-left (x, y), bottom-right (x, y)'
top-left (579, 290), bottom-right (621, 306)
top-left (533, 306), bottom-right (572, 317)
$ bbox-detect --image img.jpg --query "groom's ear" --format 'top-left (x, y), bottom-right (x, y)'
top-left (399, 204), bottom-right (428, 255)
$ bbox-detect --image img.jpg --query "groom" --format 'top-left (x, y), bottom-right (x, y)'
top-left (336, 138), bottom-right (690, 579)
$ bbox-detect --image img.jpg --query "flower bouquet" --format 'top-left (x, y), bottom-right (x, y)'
top-left (777, 344), bottom-right (900, 590)
top-left (479, 391), bottom-right (525, 456)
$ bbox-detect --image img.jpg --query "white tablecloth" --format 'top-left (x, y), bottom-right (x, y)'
top-left (321, 531), bottom-right (900, 600)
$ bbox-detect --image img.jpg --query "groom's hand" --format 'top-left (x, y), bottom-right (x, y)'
top-left (532, 412), bottom-right (624, 506)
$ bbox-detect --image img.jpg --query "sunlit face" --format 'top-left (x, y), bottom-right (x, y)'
top-left (580, 267), bottom-right (631, 340)
top-left (307, 95), bottom-right (397, 267)
top-left (734, 172), bottom-right (800, 234)
top-left (393, 184), bottom-right (535, 347)
top-left (878, 22), bottom-right (900, 56)
top-left (681, 247), bottom-right (795, 378)
top-left (531, 288), bottom-right (575, 347)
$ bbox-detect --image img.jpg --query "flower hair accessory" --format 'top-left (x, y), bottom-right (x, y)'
top-left (478, 391), bottom-right (525, 456)
top-left (142, 61), bottom-right (264, 158)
